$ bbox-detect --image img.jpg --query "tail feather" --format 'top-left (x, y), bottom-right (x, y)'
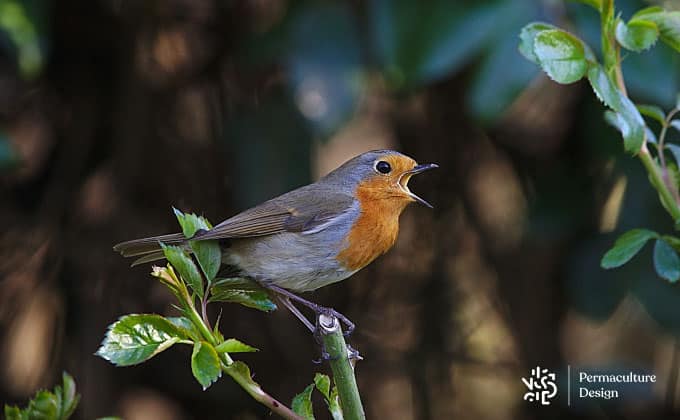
top-left (131, 250), bottom-right (167, 266)
top-left (113, 233), bottom-right (186, 257)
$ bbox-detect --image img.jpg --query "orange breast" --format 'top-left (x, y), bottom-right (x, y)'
top-left (336, 178), bottom-right (410, 271)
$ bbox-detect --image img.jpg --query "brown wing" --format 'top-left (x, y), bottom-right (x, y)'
top-left (192, 189), bottom-right (356, 240)
top-left (113, 188), bottom-right (356, 262)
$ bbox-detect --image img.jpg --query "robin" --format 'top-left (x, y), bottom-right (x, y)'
top-left (114, 149), bottom-right (437, 334)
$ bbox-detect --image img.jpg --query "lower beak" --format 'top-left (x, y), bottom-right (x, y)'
top-left (399, 163), bottom-right (439, 208)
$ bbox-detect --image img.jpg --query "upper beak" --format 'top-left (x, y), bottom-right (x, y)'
top-left (398, 163), bottom-right (439, 208)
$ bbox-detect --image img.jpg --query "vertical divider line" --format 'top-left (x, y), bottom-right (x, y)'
top-left (568, 365), bottom-right (571, 406)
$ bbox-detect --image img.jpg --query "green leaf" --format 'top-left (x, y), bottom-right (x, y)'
top-left (601, 229), bottom-right (659, 269)
top-left (636, 104), bottom-right (666, 125)
top-left (313, 373), bottom-right (343, 419)
top-left (615, 19), bottom-right (659, 52)
top-left (632, 8), bottom-right (680, 53)
top-left (191, 240), bottom-right (221, 284)
top-left (654, 239), bottom-right (680, 282)
top-left (666, 144), bottom-right (680, 168)
top-left (292, 384), bottom-right (315, 420)
top-left (173, 208), bottom-right (212, 238)
top-left (314, 373), bottom-right (331, 399)
top-left (215, 338), bottom-right (258, 354)
top-left (588, 65), bottom-right (645, 153)
top-left (173, 209), bottom-right (221, 283)
top-left (166, 316), bottom-right (201, 341)
top-left (533, 29), bottom-right (591, 84)
top-left (161, 244), bottom-right (204, 299)
top-left (209, 278), bottom-right (277, 312)
top-left (224, 361), bottom-right (258, 387)
top-left (518, 22), bottom-right (558, 64)
top-left (191, 341), bottom-right (222, 390)
top-left (3, 372), bottom-right (80, 420)
top-left (97, 314), bottom-right (187, 366)
top-left (28, 391), bottom-right (58, 419)
top-left (57, 372), bottom-right (79, 420)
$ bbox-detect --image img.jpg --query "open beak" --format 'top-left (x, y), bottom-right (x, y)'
top-left (398, 163), bottom-right (439, 208)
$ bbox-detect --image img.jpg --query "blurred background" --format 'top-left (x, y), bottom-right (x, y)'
top-left (2, 0), bottom-right (680, 418)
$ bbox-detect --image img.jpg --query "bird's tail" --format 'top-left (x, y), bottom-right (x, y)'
top-left (113, 233), bottom-right (186, 266)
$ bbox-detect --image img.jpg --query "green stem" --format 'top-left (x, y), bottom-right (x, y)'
top-left (220, 354), bottom-right (304, 420)
top-left (183, 294), bottom-right (302, 419)
top-left (639, 145), bottom-right (680, 221)
top-left (318, 313), bottom-right (365, 420)
top-left (184, 298), bottom-right (218, 346)
top-left (597, 0), bottom-right (680, 222)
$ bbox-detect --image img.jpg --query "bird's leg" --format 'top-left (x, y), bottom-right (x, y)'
top-left (275, 296), bottom-right (315, 333)
top-left (265, 284), bottom-right (356, 337)
top-left (272, 292), bottom-right (336, 363)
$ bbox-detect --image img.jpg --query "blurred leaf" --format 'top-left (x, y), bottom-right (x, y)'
top-left (616, 19), bottom-right (658, 52)
top-left (372, 0), bottom-right (507, 87)
top-left (573, 0), bottom-right (601, 9)
top-left (282, 3), bottom-right (362, 136)
top-left (191, 341), bottom-right (222, 390)
top-left (644, 126), bottom-right (657, 144)
top-left (623, 43), bottom-right (679, 108)
top-left (534, 29), bottom-right (591, 84)
top-left (601, 228), bottom-right (658, 268)
top-left (662, 235), bottom-right (680, 252)
top-left (632, 7), bottom-right (680, 53)
top-left (4, 406), bottom-right (22, 420)
top-left (636, 104), bottom-right (666, 125)
top-left (4, 372), bottom-right (80, 420)
top-left (653, 238), bottom-right (680, 282)
top-left (0, 0), bottom-right (44, 78)
top-left (518, 22), bottom-right (558, 63)
top-left (209, 278), bottom-right (277, 312)
top-left (588, 65), bottom-right (645, 153)
top-left (292, 384), bottom-right (315, 420)
top-left (666, 144), bottom-right (680, 168)
top-left (161, 244), bottom-right (204, 299)
top-left (470, 25), bottom-right (538, 121)
top-left (0, 133), bottom-right (18, 170)
top-left (97, 314), bottom-right (187, 366)
top-left (214, 338), bottom-right (258, 354)
top-left (670, 120), bottom-right (680, 132)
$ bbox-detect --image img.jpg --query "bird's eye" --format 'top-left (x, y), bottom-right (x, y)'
top-left (375, 160), bottom-right (392, 174)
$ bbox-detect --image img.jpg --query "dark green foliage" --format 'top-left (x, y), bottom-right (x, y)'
top-left (520, 1), bottom-right (680, 284)
top-left (4, 373), bottom-right (80, 420)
